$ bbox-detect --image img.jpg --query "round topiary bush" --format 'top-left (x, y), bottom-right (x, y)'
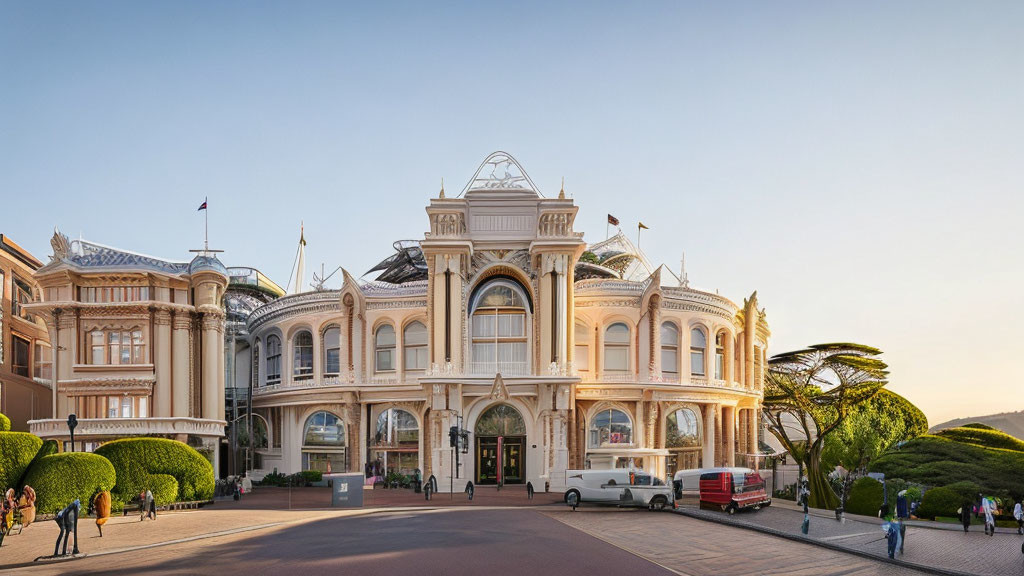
top-left (0, 431), bottom-right (43, 490)
top-left (95, 438), bottom-right (213, 505)
top-left (0, 412), bottom-right (11, 431)
top-left (22, 452), bottom-right (116, 514)
top-left (917, 486), bottom-right (962, 520)
top-left (846, 477), bottom-right (884, 516)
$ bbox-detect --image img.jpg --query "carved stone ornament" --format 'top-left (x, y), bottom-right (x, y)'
top-left (50, 228), bottom-right (72, 261)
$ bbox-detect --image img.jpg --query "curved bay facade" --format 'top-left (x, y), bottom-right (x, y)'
top-left (245, 153), bottom-right (770, 490)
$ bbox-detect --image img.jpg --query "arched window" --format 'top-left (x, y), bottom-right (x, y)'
top-left (403, 321), bottom-right (428, 371)
top-left (666, 408), bottom-right (701, 448)
top-left (323, 325), bottom-right (341, 376)
top-left (715, 332), bottom-right (726, 380)
top-left (470, 280), bottom-right (528, 375)
top-left (302, 410), bottom-right (346, 473)
top-left (266, 335), bottom-right (281, 384)
top-left (574, 322), bottom-right (590, 372)
top-left (303, 411), bottom-right (345, 446)
top-left (375, 324), bottom-right (396, 372)
top-left (589, 408), bottom-right (633, 447)
top-left (690, 328), bottom-right (706, 376)
top-left (371, 408), bottom-right (420, 476)
top-left (293, 330), bottom-right (313, 379)
top-left (661, 322), bottom-right (679, 376)
top-left (604, 323), bottom-right (630, 372)
top-left (475, 404), bottom-right (527, 437)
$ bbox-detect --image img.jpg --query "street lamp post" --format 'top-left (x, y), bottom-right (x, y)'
top-left (67, 413), bottom-right (78, 452)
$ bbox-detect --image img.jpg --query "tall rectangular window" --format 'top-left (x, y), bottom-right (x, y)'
top-left (12, 277), bottom-right (33, 321)
top-left (34, 342), bottom-right (52, 380)
top-left (12, 335), bottom-right (30, 377)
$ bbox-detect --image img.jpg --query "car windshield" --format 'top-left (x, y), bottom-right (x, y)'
top-left (731, 472), bottom-right (764, 492)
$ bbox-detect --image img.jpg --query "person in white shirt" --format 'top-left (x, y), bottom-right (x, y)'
top-left (1013, 499), bottom-right (1023, 535)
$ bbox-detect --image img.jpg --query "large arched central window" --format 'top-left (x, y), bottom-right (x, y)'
top-left (302, 410), bottom-right (347, 473)
top-left (470, 280), bottom-right (529, 375)
top-left (589, 408), bottom-right (633, 447)
top-left (666, 408), bottom-right (701, 448)
top-left (475, 404), bottom-right (527, 437)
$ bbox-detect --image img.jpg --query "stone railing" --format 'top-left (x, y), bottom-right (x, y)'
top-left (579, 373), bottom-right (750, 391)
top-left (29, 417), bottom-right (226, 439)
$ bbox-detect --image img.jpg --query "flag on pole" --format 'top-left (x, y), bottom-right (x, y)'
top-left (197, 199), bottom-right (208, 211)
top-left (607, 214), bottom-right (619, 226)
top-left (638, 222), bottom-right (649, 230)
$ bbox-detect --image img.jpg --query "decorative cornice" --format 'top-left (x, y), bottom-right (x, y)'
top-left (29, 417), bottom-right (225, 439)
top-left (366, 300), bottom-right (428, 310)
top-left (58, 376), bottom-right (156, 396)
top-left (247, 291), bottom-right (341, 333)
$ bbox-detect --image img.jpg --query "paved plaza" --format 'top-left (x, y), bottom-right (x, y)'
top-left (1, 488), bottom-right (1022, 575)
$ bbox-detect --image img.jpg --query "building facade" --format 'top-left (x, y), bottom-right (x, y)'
top-left (0, 235), bottom-right (53, 430)
top-left (244, 152), bottom-right (769, 490)
top-left (25, 233), bottom-right (228, 472)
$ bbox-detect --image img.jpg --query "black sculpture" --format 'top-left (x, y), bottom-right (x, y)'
top-left (53, 499), bottom-right (80, 556)
top-left (465, 481), bottom-right (474, 501)
top-left (526, 481), bottom-right (534, 500)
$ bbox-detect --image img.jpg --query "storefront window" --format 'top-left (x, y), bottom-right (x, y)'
top-left (589, 408), bottom-right (632, 447)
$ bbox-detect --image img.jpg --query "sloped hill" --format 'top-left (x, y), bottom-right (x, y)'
top-left (933, 426), bottom-right (1024, 452)
top-left (930, 410), bottom-right (1024, 440)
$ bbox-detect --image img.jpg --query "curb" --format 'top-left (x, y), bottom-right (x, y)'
top-left (672, 508), bottom-right (979, 576)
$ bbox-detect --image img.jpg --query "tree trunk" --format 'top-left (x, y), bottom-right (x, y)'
top-left (806, 454), bottom-right (839, 510)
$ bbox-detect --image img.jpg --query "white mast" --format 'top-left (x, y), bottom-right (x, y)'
top-left (288, 222), bottom-right (307, 294)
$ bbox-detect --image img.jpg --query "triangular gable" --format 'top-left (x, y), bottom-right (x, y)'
top-left (489, 373), bottom-right (510, 401)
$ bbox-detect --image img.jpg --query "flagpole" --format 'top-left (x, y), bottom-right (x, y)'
top-left (637, 223), bottom-right (641, 250)
top-left (204, 196), bottom-right (209, 251)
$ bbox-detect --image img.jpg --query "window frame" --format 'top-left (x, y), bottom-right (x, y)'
top-left (689, 327), bottom-right (707, 377)
top-left (469, 280), bottom-right (530, 373)
top-left (603, 322), bottom-right (631, 373)
top-left (588, 407), bottom-right (634, 448)
top-left (403, 321), bottom-right (428, 372)
top-left (375, 324), bottom-right (396, 373)
top-left (292, 330), bottom-right (314, 380)
top-left (660, 322), bottom-right (679, 375)
top-left (265, 334), bottom-right (282, 384)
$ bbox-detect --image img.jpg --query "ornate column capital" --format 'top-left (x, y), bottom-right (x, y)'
top-left (154, 309), bottom-right (173, 326)
top-left (172, 313), bottom-right (193, 331)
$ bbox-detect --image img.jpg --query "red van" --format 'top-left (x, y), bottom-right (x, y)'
top-left (698, 468), bottom-right (771, 514)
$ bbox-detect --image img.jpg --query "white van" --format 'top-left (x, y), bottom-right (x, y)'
top-left (564, 469), bottom-right (674, 510)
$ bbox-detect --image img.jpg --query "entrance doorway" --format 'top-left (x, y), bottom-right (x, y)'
top-left (474, 404), bottom-right (527, 485)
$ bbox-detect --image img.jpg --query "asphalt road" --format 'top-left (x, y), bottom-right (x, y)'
top-left (30, 508), bottom-right (674, 576)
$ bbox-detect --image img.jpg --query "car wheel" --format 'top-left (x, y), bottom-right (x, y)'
top-left (566, 490), bottom-right (581, 511)
top-left (727, 504), bottom-right (737, 515)
top-left (649, 496), bottom-right (667, 511)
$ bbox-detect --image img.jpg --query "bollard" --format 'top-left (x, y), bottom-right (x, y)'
top-left (526, 482), bottom-right (534, 500)
top-left (465, 481), bottom-right (474, 501)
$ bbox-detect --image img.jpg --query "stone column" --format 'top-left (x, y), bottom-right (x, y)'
top-left (201, 314), bottom-right (222, 421)
top-left (749, 404), bottom-right (759, 470)
top-left (154, 310), bottom-right (173, 417)
top-left (738, 332), bottom-right (746, 388)
top-left (171, 313), bottom-right (191, 417)
top-left (744, 295), bottom-right (757, 390)
top-left (703, 404), bottom-right (716, 468)
top-left (725, 406), bottom-right (736, 467)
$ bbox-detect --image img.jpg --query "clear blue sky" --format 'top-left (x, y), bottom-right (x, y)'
top-left (2, 1), bottom-right (1022, 424)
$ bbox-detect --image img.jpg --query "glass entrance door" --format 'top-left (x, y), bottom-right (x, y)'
top-left (476, 436), bottom-right (525, 484)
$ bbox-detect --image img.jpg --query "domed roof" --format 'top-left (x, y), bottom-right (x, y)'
top-left (189, 254), bottom-right (228, 276)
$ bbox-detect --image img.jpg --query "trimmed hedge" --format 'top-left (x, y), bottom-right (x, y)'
top-left (846, 477), bottom-right (885, 516)
top-left (917, 486), bottom-right (962, 520)
top-left (95, 438), bottom-right (213, 505)
top-left (0, 432), bottom-right (43, 491)
top-left (22, 452), bottom-right (116, 514)
top-left (934, 426), bottom-right (1024, 452)
top-left (0, 412), bottom-right (10, 431)
top-left (148, 474), bottom-right (180, 506)
top-left (871, 434), bottom-right (1024, 499)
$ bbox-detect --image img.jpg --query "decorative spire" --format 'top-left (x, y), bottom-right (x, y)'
top-left (289, 222), bottom-right (307, 294)
top-left (439, 178), bottom-right (445, 199)
top-left (558, 177), bottom-right (565, 199)
top-left (679, 251), bottom-right (689, 288)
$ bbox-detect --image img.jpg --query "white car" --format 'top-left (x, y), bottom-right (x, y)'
top-left (564, 469), bottom-right (674, 510)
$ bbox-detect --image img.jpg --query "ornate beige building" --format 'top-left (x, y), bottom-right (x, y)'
top-left (245, 152), bottom-right (769, 491)
top-left (25, 234), bottom-right (228, 472)
top-left (0, 235), bottom-right (53, 430)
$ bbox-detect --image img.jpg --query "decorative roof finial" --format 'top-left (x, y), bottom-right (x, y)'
top-left (558, 177), bottom-right (565, 199)
top-left (679, 251), bottom-right (689, 288)
top-left (439, 177), bottom-right (445, 199)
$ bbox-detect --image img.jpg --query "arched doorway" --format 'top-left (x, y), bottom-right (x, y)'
top-left (475, 404), bottom-right (526, 485)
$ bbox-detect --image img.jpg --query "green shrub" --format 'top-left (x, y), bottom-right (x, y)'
top-left (22, 452), bottom-right (116, 514)
top-left (0, 431), bottom-right (43, 491)
top-left (961, 423), bottom-right (995, 430)
top-left (846, 477), bottom-right (884, 516)
top-left (148, 474), bottom-right (180, 506)
top-left (300, 470), bottom-right (322, 483)
top-left (870, 435), bottom-right (1024, 499)
top-left (917, 487), bottom-right (962, 520)
top-left (943, 480), bottom-right (983, 502)
top-left (95, 438), bottom-right (214, 505)
top-left (17, 439), bottom-right (59, 490)
top-left (0, 412), bottom-right (10, 431)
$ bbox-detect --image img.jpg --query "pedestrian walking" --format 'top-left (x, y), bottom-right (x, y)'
top-left (1013, 499), bottom-right (1022, 535)
top-left (140, 489), bottom-right (155, 521)
top-left (798, 477), bottom-right (810, 535)
top-left (958, 500), bottom-right (972, 533)
top-left (233, 477), bottom-right (241, 501)
top-left (981, 494), bottom-right (996, 536)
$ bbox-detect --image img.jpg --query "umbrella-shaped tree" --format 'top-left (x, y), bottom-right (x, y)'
top-left (762, 343), bottom-right (889, 509)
